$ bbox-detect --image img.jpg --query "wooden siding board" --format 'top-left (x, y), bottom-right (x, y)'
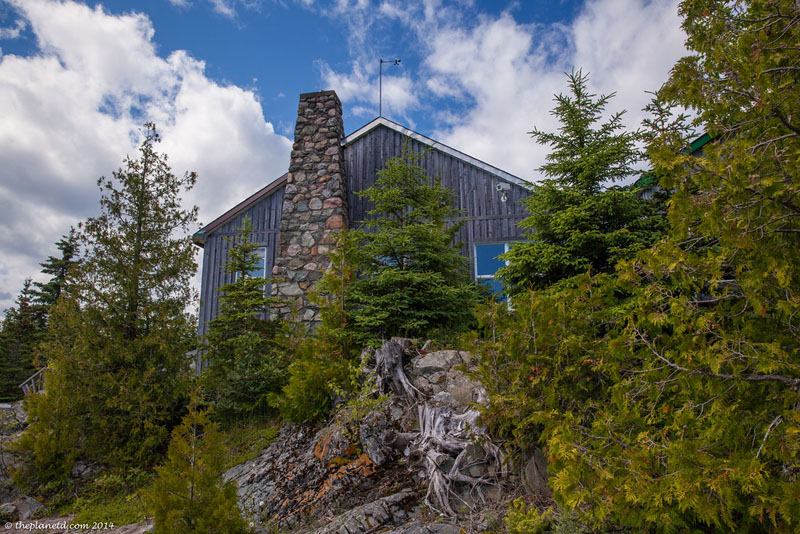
top-left (344, 125), bottom-right (528, 245)
top-left (197, 188), bottom-right (284, 336)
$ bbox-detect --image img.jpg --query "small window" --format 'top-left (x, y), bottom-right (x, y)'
top-left (475, 242), bottom-right (513, 301)
top-left (236, 247), bottom-right (268, 281)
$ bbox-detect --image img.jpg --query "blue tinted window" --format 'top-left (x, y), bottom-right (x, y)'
top-left (481, 277), bottom-right (505, 298)
top-left (246, 247), bottom-right (267, 279)
top-left (475, 244), bottom-right (506, 276)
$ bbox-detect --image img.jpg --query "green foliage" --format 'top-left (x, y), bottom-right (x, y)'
top-left (478, 2), bottom-right (800, 531)
top-left (0, 280), bottom-right (43, 402)
top-left (499, 71), bottom-right (666, 293)
top-left (13, 124), bottom-right (196, 489)
top-left (0, 230), bottom-right (79, 402)
top-left (150, 397), bottom-right (248, 534)
top-left (343, 149), bottom-right (483, 342)
top-left (66, 468), bottom-right (152, 526)
top-left (219, 420), bottom-right (279, 471)
top-left (505, 499), bottom-right (554, 534)
top-left (505, 500), bottom-right (591, 534)
top-left (31, 228), bottom-right (80, 322)
top-left (277, 233), bottom-right (373, 424)
top-left (202, 215), bottom-right (289, 418)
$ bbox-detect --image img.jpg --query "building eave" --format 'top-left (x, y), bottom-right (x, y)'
top-left (343, 117), bottom-right (529, 188)
top-left (193, 173), bottom-right (288, 247)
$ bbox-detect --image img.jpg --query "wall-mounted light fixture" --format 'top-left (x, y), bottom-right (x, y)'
top-left (496, 182), bottom-right (511, 203)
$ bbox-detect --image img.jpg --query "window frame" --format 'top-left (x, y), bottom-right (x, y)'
top-left (234, 245), bottom-right (268, 282)
top-left (474, 241), bottom-right (514, 302)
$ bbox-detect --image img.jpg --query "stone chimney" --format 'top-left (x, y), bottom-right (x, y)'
top-left (272, 90), bottom-right (348, 327)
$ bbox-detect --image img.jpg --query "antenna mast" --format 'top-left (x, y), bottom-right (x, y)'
top-left (379, 58), bottom-right (401, 117)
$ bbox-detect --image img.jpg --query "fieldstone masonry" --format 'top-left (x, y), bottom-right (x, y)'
top-left (272, 91), bottom-right (348, 326)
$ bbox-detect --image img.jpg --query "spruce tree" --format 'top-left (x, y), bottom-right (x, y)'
top-left (499, 70), bottom-right (666, 293)
top-left (202, 215), bottom-right (288, 418)
top-left (31, 228), bottom-right (79, 322)
top-left (150, 397), bottom-right (248, 534)
top-left (0, 280), bottom-right (42, 402)
top-left (344, 149), bottom-right (482, 342)
top-left (15, 123), bottom-right (197, 486)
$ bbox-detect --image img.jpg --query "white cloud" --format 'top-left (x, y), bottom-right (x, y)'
top-left (0, 0), bottom-right (291, 312)
top-left (320, 60), bottom-right (417, 119)
top-left (168, 0), bottom-right (192, 8)
top-left (209, 0), bottom-right (236, 17)
top-left (318, 0), bottom-right (686, 181)
top-left (0, 18), bottom-right (25, 39)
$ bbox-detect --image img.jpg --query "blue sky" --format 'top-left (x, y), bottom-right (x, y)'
top-left (0, 0), bottom-right (687, 312)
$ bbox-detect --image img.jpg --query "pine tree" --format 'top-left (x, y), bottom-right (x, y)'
top-left (150, 397), bottom-right (248, 534)
top-left (31, 228), bottom-right (79, 322)
top-left (15, 123), bottom-right (197, 486)
top-left (0, 280), bottom-right (43, 402)
top-left (343, 149), bottom-right (482, 342)
top-left (202, 215), bottom-right (288, 418)
top-left (499, 70), bottom-right (666, 293)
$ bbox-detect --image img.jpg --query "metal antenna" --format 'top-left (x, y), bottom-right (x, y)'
top-left (379, 58), bottom-right (401, 117)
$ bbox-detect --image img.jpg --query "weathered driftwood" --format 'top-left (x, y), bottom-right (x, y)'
top-left (369, 338), bottom-right (507, 517)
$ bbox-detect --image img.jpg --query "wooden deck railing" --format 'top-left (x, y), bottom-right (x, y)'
top-left (19, 368), bottom-right (46, 395)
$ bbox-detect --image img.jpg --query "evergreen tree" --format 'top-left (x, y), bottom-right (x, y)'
top-left (150, 397), bottom-right (248, 534)
top-left (477, 1), bottom-right (800, 531)
top-left (202, 215), bottom-right (288, 418)
top-left (343, 149), bottom-right (482, 342)
top-left (0, 280), bottom-right (43, 402)
top-left (31, 228), bottom-right (79, 322)
top-left (277, 233), bottom-right (361, 423)
top-left (15, 123), bottom-right (197, 487)
top-left (499, 70), bottom-right (666, 293)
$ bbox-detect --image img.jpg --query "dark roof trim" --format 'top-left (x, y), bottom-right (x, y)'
top-left (343, 117), bottom-right (529, 188)
top-left (193, 173), bottom-right (288, 247)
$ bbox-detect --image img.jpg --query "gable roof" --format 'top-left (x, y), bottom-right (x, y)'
top-left (193, 173), bottom-right (287, 247)
top-left (344, 117), bottom-right (528, 188)
top-left (194, 119), bottom-right (528, 247)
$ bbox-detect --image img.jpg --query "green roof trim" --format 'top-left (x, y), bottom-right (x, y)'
top-left (634, 132), bottom-right (711, 189)
top-left (635, 172), bottom-right (656, 188)
top-left (689, 132), bottom-right (712, 154)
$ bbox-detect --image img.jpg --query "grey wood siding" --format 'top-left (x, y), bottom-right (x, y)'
top-left (343, 125), bottom-right (529, 277)
top-left (198, 187), bottom-right (284, 336)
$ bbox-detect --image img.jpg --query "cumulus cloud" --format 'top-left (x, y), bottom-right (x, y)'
top-left (0, 0), bottom-right (291, 312)
top-left (319, 60), bottom-right (417, 120)
top-left (318, 0), bottom-right (686, 180)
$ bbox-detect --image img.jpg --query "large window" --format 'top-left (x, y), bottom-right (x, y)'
top-left (474, 242), bottom-right (513, 300)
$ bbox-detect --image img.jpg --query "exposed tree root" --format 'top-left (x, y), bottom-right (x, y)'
top-left (368, 338), bottom-right (508, 517)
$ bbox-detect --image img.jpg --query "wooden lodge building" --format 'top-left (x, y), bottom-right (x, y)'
top-left (193, 90), bottom-right (530, 334)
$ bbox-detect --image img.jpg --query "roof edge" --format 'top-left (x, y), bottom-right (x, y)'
top-left (343, 117), bottom-right (529, 188)
top-left (193, 173), bottom-right (288, 247)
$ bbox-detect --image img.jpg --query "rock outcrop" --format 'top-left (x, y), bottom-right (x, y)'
top-left (225, 339), bottom-right (520, 533)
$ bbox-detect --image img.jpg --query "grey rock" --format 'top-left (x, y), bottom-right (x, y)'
top-left (71, 461), bottom-right (99, 480)
top-left (522, 448), bottom-right (551, 497)
top-left (383, 521), bottom-right (461, 534)
top-left (0, 501), bottom-right (17, 522)
top-left (304, 490), bottom-right (417, 534)
top-left (15, 496), bottom-right (44, 520)
top-left (410, 351), bottom-right (465, 376)
top-left (359, 410), bottom-right (390, 466)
